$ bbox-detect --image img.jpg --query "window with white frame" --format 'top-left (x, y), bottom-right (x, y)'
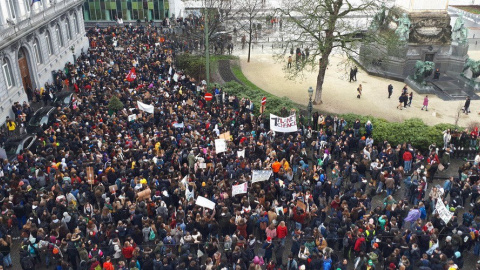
top-left (24, 0), bottom-right (31, 13)
top-left (45, 32), bottom-right (53, 55)
top-left (55, 25), bottom-right (64, 47)
top-left (65, 21), bottom-right (72, 40)
top-left (2, 58), bottom-right (15, 89)
top-left (33, 40), bottom-right (42, 64)
top-left (7, 0), bottom-right (17, 19)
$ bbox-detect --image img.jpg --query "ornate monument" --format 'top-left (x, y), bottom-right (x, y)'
top-left (358, 0), bottom-right (472, 99)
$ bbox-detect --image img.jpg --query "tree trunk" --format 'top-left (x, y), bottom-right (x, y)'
top-left (248, 19), bottom-right (253, 62)
top-left (314, 56), bottom-right (329, 104)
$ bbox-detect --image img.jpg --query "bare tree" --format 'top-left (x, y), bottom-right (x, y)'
top-left (276, 0), bottom-right (393, 104)
top-left (234, 0), bottom-right (263, 62)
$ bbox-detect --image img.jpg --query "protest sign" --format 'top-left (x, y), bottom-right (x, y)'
top-left (436, 199), bottom-right (453, 225)
top-left (196, 196), bottom-right (216, 210)
top-left (86, 167), bottom-right (94, 185)
top-left (270, 113), bottom-right (297, 133)
top-left (219, 131), bottom-right (231, 141)
top-left (232, 182), bottom-right (248, 196)
top-left (251, 170), bottom-right (272, 183)
top-left (237, 149), bottom-right (245, 158)
top-left (173, 122), bottom-right (184, 128)
top-left (199, 163), bottom-right (207, 169)
top-left (296, 201), bottom-right (307, 211)
top-left (215, 139), bottom-right (227, 153)
top-left (137, 188), bottom-right (151, 201)
top-left (128, 114), bottom-right (137, 122)
top-left (137, 101), bottom-right (154, 114)
top-left (109, 185), bottom-right (118, 193)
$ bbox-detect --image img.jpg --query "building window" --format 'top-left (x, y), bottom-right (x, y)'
top-left (73, 14), bottom-right (79, 34)
top-left (24, 0), bottom-right (31, 13)
top-left (45, 32), bottom-right (53, 55)
top-left (33, 40), bottom-right (42, 64)
top-left (55, 25), bottom-right (64, 47)
top-left (7, 0), bottom-right (17, 19)
top-left (65, 21), bottom-right (72, 40)
top-left (2, 59), bottom-right (14, 89)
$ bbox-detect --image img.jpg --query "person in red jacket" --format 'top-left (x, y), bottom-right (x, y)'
top-left (292, 206), bottom-right (307, 229)
top-left (403, 150), bottom-right (413, 173)
top-left (353, 234), bottom-right (366, 256)
top-left (276, 221), bottom-right (288, 246)
top-left (122, 241), bottom-right (134, 260)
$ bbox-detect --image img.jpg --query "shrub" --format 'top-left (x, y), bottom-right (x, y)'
top-left (108, 96), bottom-right (124, 112)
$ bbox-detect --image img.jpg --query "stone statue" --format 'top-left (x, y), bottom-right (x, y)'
top-left (369, 4), bottom-right (386, 31)
top-left (394, 13), bottom-right (411, 42)
top-left (463, 58), bottom-right (480, 79)
top-left (413, 60), bottom-right (435, 83)
top-left (452, 15), bottom-right (468, 44)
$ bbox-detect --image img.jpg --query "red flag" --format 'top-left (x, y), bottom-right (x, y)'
top-left (126, 68), bottom-right (136, 82)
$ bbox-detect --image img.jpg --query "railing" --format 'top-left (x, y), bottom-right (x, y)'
top-left (0, 0), bottom-right (85, 50)
top-left (449, 6), bottom-right (480, 24)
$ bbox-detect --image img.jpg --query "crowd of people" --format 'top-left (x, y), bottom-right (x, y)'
top-left (2, 23), bottom-right (480, 270)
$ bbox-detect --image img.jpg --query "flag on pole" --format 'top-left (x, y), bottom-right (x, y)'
top-left (31, 0), bottom-right (41, 6)
top-left (126, 68), bottom-right (136, 82)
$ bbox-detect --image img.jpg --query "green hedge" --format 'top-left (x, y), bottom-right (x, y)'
top-left (222, 70), bottom-right (458, 150)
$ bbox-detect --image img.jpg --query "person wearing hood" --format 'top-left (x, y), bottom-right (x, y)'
top-left (452, 251), bottom-right (463, 269)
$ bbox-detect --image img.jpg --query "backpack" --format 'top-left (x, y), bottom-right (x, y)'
top-left (94, 264), bottom-right (102, 270)
top-left (21, 257), bottom-right (34, 270)
top-left (368, 252), bottom-right (378, 263)
top-left (149, 228), bottom-right (156, 241)
top-left (260, 221), bottom-right (267, 231)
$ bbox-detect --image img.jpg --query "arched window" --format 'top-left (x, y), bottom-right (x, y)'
top-left (45, 32), bottom-right (53, 55)
top-left (33, 39), bottom-right (42, 64)
top-left (73, 14), bottom-right (79, 35)
top-left (2, 58), bottom-right (15, 89)
top-left (65, 21), bottom-right (72, 40)
top-left (55, 25), bottom-right (64, 47)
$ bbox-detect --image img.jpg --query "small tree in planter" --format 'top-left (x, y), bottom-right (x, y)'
top-left (108, 96), bottom-right (124, 115)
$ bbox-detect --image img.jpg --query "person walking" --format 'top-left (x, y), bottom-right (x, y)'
top-left (464, 96), bottom-right (471, 114)
top-left (387, 84), bottom-right (393, 98)
top-left (357, 84), bottom-right (362, 99)
top-left (407, 92), bottom-right (413, 107)
top-left (421, 95), bottom-right (429, 111)
top-left (397, 94), bottom-right (405, 110)
top-left (287, 55), bottom-right (292, 69)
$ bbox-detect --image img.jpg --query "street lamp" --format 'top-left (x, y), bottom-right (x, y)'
top-left (307, 86), bottom-right (313, 126)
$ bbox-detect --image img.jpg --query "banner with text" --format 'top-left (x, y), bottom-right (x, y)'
top-left (196, 196), bottom-right (216, 210)
top-left (270, 114), bottom-right (297, 132)
top-left (215, 139), bottom-right (227, 153)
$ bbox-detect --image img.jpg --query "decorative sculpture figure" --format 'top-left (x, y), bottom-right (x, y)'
top-left (394, 13), bottom-right (411, 42)
top-left (452, 15), bottom-right (469, 44)
top-left (413, 60), bottom-right (435, 83)
top-left (463, 58), bottom-right (480, 79)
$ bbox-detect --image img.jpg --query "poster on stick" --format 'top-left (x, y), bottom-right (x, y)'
top-left (436, 199), bottom-right (453, 225)
top-left (270, 114), bottom-right (298, 132)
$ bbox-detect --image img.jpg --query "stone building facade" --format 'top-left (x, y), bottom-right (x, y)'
top-left (0, 0), bottom-right (89, 122)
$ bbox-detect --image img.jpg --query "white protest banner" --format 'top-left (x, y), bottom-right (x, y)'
top-left (232, 182), bottom-right (248, 196)
top-left (128, 114), bottom-right (137, 122)
top-left (215, 139), bottom-right (227, 153)
top-left (173, 122), bottom-right (184, 128)
top-left (173, 73), bottom-right (179, 82)
top-left (137, 101), bottom-right (154, 114)
top-left (199, 163), bottom-right (207, 169)
top-left (196, 196), bottom-right (216, 210)
top-left (237, 149), bottom-right (245, 158)
top-left (270, 113), bottom-right (298, 132)
top-left (251, 170), bottom-right (272, 183)
top-left (436, 199), bottom-right (453, 225)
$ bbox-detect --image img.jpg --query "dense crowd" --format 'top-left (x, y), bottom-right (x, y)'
top-left (2, 23), bottom-right (480, 270)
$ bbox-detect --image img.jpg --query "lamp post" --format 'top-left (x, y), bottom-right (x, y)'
top-left (308, 86), bottom-right (313, 126)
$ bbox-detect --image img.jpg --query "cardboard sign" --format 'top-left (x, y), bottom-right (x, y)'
top-left (86, 167), bottom-right (94, 185)
top-left (296, 201), bottom-right (307, 211)
top-left (199, 163), bottom-right (207, 169)
top-left (187, 99), bottom-right (193, 106)
top-left (237, 149), bottom-right (245, 158)
top-left (109, 185), bottom-right (118, 193)
top-left (219, 131), bottom-right (231, 141)
top-left (137, 188), bottom-right (151, 201)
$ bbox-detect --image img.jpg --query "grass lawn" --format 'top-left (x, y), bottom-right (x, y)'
top-left (230, 64), bottom-right (264, 91)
